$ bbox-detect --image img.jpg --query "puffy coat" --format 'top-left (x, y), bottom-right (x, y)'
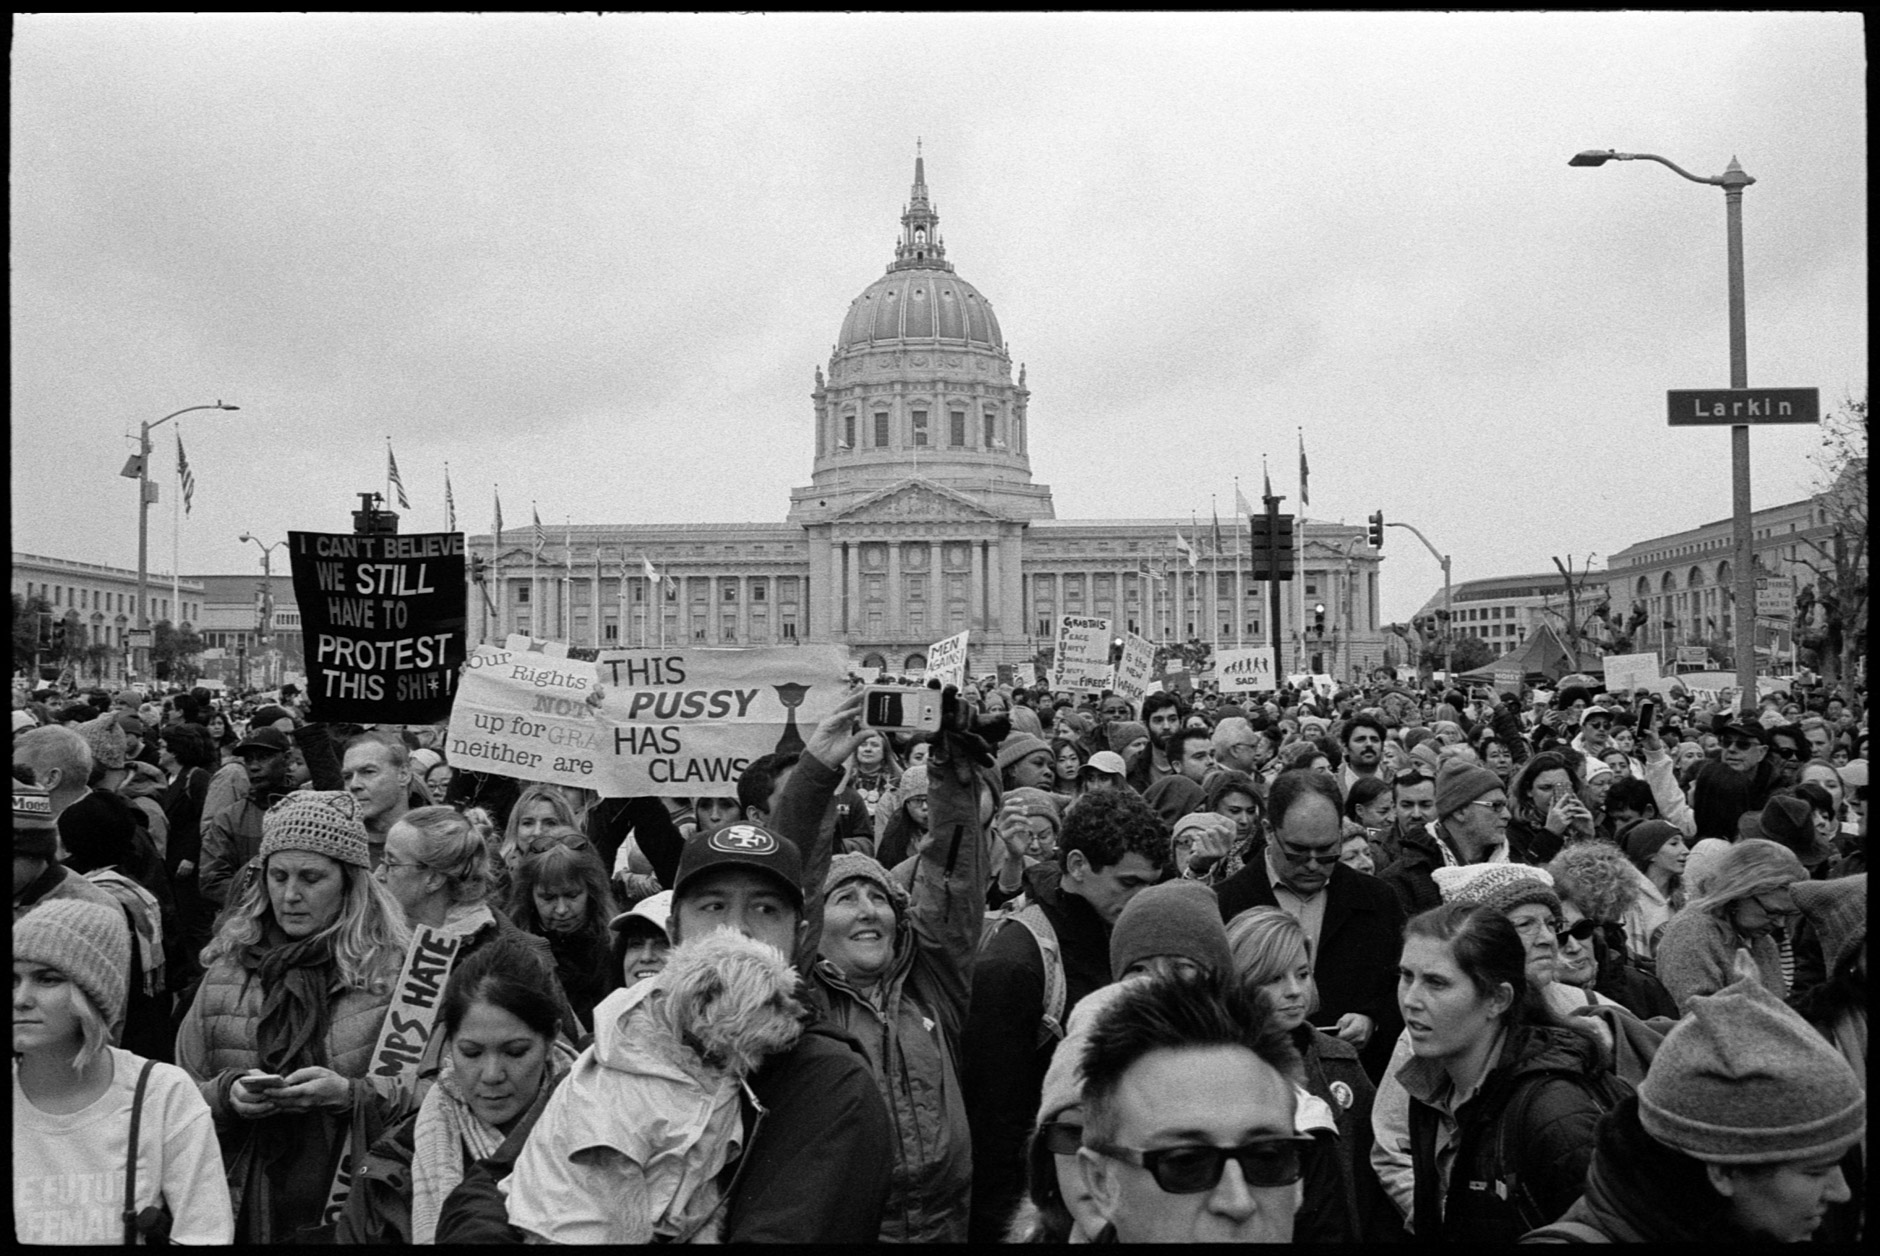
top-left (807, 739), bottom-right (989, 1242)
top-left (1406, 1022), bottom-right (1617, 1245)
top-left (174, 948), bottom-right (405, 1241)
top-left (1654, 908), bottom-right (1785, 1011)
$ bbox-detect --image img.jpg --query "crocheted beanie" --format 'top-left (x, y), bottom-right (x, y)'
top-left (1006, 706), bottom-right (1044, 738)
top-left (1106, 721), bottom-right (1149, 755)
top-left (1432, 862), bottom-right (1561, 919)
top-left (1109, 880), bottom-right (1234, 981)
top-left (77, 713), bottom-right (129, 771)
top-left (260, 790), bottom-right (372, 868)
top-left (1003, 786), bottom-right (1063, 834)
top-left (1638, 977), bottom-right (1864, 1164)
top-left (1790, 874), bottom-right (1865, 978)
top-left (823, 851), bottom-right (909, 915)
top-left (14, 898), bottom-right (131, 1027)
top-left (897, 763), bottom-right (929, 800)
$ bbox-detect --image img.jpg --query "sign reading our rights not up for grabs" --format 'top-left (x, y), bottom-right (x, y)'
top-left (289, 531), bottom-right (467, 723)
top-left (445, 637), bottom-right (851, 796)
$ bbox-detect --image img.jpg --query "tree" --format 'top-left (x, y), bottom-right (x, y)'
top-left (12, 593), bottom-right (53, 676)
top-left (151, 618), bottom-right (205, 684)
top-left (1793, 391), bottom-right (1868, 686)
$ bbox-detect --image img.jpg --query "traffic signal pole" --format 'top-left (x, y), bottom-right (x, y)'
top-left (1264, 492), bottom-right (1285, 688)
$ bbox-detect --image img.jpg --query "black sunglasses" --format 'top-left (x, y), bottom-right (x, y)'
top-left (1039, 1120), bottom-right (1082, 1156)
top-left (1092, 1136), bottom-right (1312, 1193)
top-left (1555, 919), bottom-right (1599, 945)
top-left (1724, 738), bottom-right (1763, 752)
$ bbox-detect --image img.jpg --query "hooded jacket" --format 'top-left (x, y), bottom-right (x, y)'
top-left (963, 857), bottom-right (1115, 1242)
top-left (808, 740), bottom-right (990, 1242)
top-left (502, 931), bottom-right (807, 1243)
top-left (1405, 1021), bottom-right (1616, 1245)
top-left (1378, 821), bottom-right (1456, 919)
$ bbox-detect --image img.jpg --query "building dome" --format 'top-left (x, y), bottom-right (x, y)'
top-left (836, 267), bottom-right (1003, 350)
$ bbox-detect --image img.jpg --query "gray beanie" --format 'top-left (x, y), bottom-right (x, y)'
top-left (1109, 880), bottom-right (1234, 981)
top-left (1638, 976), bottom-right (1865, 1164)
top-left (14, 898), bottom-right (132, 1028)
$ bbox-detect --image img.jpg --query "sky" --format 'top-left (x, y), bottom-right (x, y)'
top-left (11, 12), bottom-right (1867, 624)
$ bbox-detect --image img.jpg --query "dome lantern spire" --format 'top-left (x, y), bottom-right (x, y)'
top-left (890, 139), bottom-right (951, 273)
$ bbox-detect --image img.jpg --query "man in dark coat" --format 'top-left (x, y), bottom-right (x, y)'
top-left (1690, 714), bottom-right (1784, 839)
top-left (1378, 759), bottom-right (1509, 922)
top-left (1215, 768), bottom-right (1405, 1080)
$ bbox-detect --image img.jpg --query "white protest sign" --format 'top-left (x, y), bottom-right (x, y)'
top-left (924, 631), bottom-right (970, 690)
top-left (1675, 646), bottom-right (1709, 667)
top-left (1311, 673), bottom-right (1336, 697)
top-left (592, 644), bottom-right (852, 796)
top-left (1601, 652), bottom-right (1661, 693)
top-left (1109, 632), bottom-right (1157, 704)
top-left (1050, 615), bottom-right (1115, 691)
top-left (1215, 647), bottom-right (1277, 693)
top-left (1755, 575), bottom-right (1795, 618)
top-left (446, 641), bottom-right (607, 791)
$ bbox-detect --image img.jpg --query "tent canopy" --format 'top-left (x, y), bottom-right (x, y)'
top-left (1459, 623), bottom-right (1606, 685)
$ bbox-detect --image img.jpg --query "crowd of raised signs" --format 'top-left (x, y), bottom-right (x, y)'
top-left (11, 668), bottom-right (1868, 1243)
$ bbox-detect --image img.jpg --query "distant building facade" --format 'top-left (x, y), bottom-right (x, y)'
top-left (469, 154), bottom-right (1388, 679)
top-left (12, 552), bottom-right (203, 686)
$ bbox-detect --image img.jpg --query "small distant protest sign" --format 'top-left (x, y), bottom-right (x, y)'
top-left (290, 531), bottom-right (466, 723)
top-left (1050, 615), bottom-right (1114, 691)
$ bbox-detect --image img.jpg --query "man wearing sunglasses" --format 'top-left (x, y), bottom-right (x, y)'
top-left (1214, 769), bottom-right (1404, 1080)
top-left (1690, 715), bottom-right (1784, 842)
top-left (1076, 971), bottom-right (1306, 1242)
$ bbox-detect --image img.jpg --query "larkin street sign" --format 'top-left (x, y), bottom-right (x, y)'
top-left (1666, 387), bottom-right (1819, 426)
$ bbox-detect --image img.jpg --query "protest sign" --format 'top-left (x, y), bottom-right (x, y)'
top-left (1601, 652), bottom-right (1661, 693)
top-left (1493, 667), bottom-right (1524, 692)
top-left (1109, 632), bottom-right (1156, 704)
top-left (924, 630), bottom-right (970, 690)
top-left (290, 530), bottom-right (466, 723)
top-left (1216, 648), bottom-right (1277, 694)
top-left (1050, 615), bottom-right (1114, 691)
top-left (1162, 668), bottom-right (1192, 700)
top-left (995, 663), bottom-right (1016, 687)
top-left (1675, 645), bottom-right (1709, 667)
top-left (445, 640), bottom-right (607, 791)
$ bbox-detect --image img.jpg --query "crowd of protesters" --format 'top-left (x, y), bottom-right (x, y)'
top-left (11, 666), bottom-right (1868, 1244)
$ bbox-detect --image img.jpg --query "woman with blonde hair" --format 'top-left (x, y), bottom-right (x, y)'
top-left (1226, 905), bottom-right (1395, 1243)
top-left (493, 784), bottom-right (582, 902)
top-left (1653, 837), bottom-right (1808, 1012)
top-left (175, 791), bottom-right (413, 1242)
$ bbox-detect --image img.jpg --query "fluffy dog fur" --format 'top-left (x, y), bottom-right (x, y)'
top-left (645, 929), bottom-right (806, 1078)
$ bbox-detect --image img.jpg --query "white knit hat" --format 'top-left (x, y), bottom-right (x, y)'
top-left (1432, 862), bottom-right (1561, 918)
top-left (260, 790), bottom-right (372, 868)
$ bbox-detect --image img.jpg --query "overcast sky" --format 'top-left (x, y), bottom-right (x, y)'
top-left (11, 12), bottom-right (1866, 623)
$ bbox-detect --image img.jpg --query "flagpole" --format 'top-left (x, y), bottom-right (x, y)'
top-left (1209, 496), bottom-right (1220, 662)
top-left (531, 502), bottom-right (540, 641)
top-left (1233, 477), bottom-right (1244, 649)
top-left (171, 430), bottom-right (181, 639)
top-left (1296, 428), bottom-right (1307, 678)
top-left (491, 486), bottom-right (503, 645)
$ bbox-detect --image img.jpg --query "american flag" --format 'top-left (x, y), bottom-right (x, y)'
top-left (532, 506), bottom-right (545, 554)
top-left (493, 487), bottom-right (504, 543)
top-left (176, 432), bottom-right (196, 514)
top-left (1298, 430), bottom-right (1310, 507)
top-left (387, 443), bottom-right (410, 509)
top-left (444, 465), bottom-right (456, 533)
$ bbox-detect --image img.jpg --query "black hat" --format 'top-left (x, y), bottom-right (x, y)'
top-left (233, 726), bottom-right (293, 757)
top-left (1713, 713), bottom-right (1767, 745)
top-left (249, 705), bottom-right (295, 730)
top-left (673, 823), bottom-right (805, 910)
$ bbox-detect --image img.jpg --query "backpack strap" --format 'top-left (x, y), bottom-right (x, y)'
top-left (123, 1057), bottom-right (158, 1245)
top-left (1011, 903), bottom-right (1066, 1046)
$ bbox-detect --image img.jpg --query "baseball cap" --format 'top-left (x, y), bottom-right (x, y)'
top-left (1081, 750), bottom-right (1128, 777)
top-left (1713, 714), bottom-right (1766, 744)
top-left (672, 823), bottom-right (805, 910)
top-left (609, 888), bottom-right (674, 937)
top-left (233, 726), bottom-right (293, 757)
top-left (1578, 706), bottom-right (1615, 727)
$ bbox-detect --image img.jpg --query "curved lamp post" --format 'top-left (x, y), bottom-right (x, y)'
top-left (239, 532), bottom-right (286, 689)
top-left (1570, 148), bottom-right (1758, 709)
top-left (134, 401), bottom-right (240, 677)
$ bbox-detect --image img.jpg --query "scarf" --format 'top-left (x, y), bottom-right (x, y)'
top-left (240, 928), bottom-right (340, 1075)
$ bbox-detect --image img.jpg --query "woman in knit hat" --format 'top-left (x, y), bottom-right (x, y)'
top-left (174, 789), bottom-right (412, 1242)
top-left (1387, 902), bottom-right (1620, 1243)
top-left (1617, 817), bottom-right (1688, 968)
top-left (990, 786), bottom-right (1062, 903)
top-left (14, 899), bottom-right (235, 1244)
top-left (1526, 978), bottom-right (1863, 1243)
top-left (1654, 837), bottom-right (1808, 1012)
top-left (997, 732), bottom-right (1058, 793)
top-left (872, 762), bottom-right (930, 872)
top-left (1227, 905), bottom-right (1398, 1243)
top-left (807, 732), bottom-right (994, 1241)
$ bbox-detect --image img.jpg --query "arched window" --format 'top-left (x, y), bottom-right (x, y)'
top-left (1687, 566), bottom-right (1706, 588)
top-left (861, 652), bottom-right (887, 670)
top-left (903, 653), bottom-right (928, 672)
top-left (1660, 571), bottom-right (1678, 594)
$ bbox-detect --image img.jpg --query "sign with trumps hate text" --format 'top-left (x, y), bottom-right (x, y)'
top-left (289, 531), bottom-right (466, 723)
top-left (447, 638), bottom-right (852, 796)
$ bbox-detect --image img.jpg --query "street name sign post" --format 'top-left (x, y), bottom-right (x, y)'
top-left (1665, 387), bottom-right (1819, 426)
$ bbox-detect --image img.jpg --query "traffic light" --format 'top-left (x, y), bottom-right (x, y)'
top-left (37, 612), bottom-right (53, 650)
top-left (50, 619), bottom-right (66, 653)
top-left (1249, 513), bottom-right (1298, 581)
top-left (1313, 603), bottom-right (1327, 638)
top-left (470, 554), bottom-right (487, 584)
top-left (1109, 637), bottom-right (1124, 665)
top-left (1368, 511), bottom-right (1384, 548)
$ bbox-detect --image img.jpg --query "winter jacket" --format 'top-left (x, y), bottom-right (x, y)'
top-left (807, 742), bottom-right (987, 1241)
top-left (963, 858), bottom-right (1116, 1242)
top-left (1503, 814), bottom-right (1563, 866)
top-left (1295, 1025), bottom-right (1399, 1244)
top-left (1522, 1095), bottom-right (1767, 1243)
top-left (335, 1103), bottom-right (416, 1244)
top-left (199, 786), bottom-right (290, 906)
top-left (1378, 821), bottom-right (1456, 919)
top-left (1404, 1022), bottom-right (1616, 1245)
top-left (1690, 757), bottom-right (1781, 840)
top-left (1654, 908), bottom-right (1785, 1011)
top-left (173, 948), bottom-right (406, 1242)
top-left (1216, 857), bottom-right (1406, 1081)
top-left (1619, 863), bottom-right (1678, 965)
top-left (433, 1073), bottom-right (568, 1244)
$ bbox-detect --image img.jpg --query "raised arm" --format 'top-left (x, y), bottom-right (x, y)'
top-left (770, 687), bottom-right (869, 974)
top-left (905, 724), bottom-right (995, 1038)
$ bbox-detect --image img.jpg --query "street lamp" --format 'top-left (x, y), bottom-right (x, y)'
top-left (132, 401), bottom-right (241, 678)
top-left (1387, 521), bottom-right (1452, 681)
top-left (239, 532), bottom-right (286, 691)
top-left (1571, 147), bottom-right (1757, 709)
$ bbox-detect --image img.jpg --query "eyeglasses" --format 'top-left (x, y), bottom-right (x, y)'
top-left (1039, 1120), bottom-right (1083, 1156)
top-left (1767, 745), bottom-right (1798, 760)
top-left (1091, 1136), bottom-right (1312, 1193)
top-left (1555, 919), bottom-right (1599, 945)
top-left (1274, 841), bottom-right (1342, 867)
top-left (378, 855), bottom-right (425, 872)
top-left (1724, 738), bottom-right (1762, 752)
top-left (1469, 799), bottom-right (1512, 816)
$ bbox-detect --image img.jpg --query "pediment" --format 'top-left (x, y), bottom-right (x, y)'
top-left (835, 478), bottom-right (1004, 524)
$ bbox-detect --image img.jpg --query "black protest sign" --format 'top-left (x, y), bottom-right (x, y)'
top-left (289, 531), bottom-right (467, 723)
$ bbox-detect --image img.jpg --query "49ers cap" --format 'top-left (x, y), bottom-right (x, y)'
top-left (673, 822), bottom-right (805, 910)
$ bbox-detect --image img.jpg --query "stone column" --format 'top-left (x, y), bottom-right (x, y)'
top-left (969, 540), bottom-right (985, 632)
top-left (844, 542), bottom-right (860, 638)
top-left (986, 538), bottom-right (1002, 635)
top-left (925, 542), bottom-right (940, 639)
top-left (1002, 531), bottom-right (1024, 644)
top-left (806, 535), bottom-right (831, 641)
top-left (738, 575), bottom-right (751, 644)
top-left (886, 539), bottom-right (903, 638)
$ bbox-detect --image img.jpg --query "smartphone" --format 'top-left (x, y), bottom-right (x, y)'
top-left (1636, 701), bottom-right (1656, 734)
top-left (861, 685), bottom-right (944, 733)
top-left (243, 1073), bottom-right (287, 1091)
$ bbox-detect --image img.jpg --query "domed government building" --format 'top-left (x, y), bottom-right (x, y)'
top-left (473, 152), bottom-right (1388, 680)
